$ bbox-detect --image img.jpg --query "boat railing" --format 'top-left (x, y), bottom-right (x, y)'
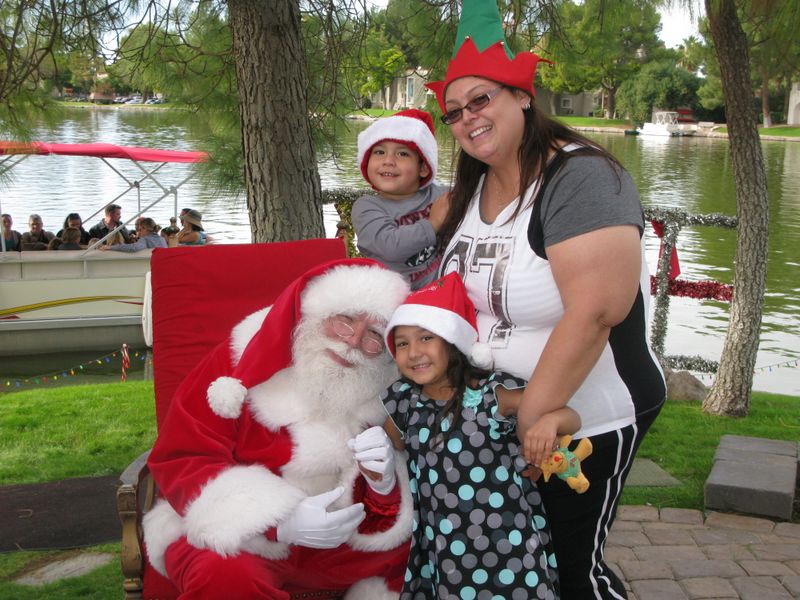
top-left (323, 189), bottom-right (739, 375)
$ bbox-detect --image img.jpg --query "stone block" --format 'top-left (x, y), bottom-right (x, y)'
top-left (660, 507), bottom-right (704, 526)
top-left (630, 579), bottom-right (688, 599)
top-left (738, 560), bottom-right (794, 576)
top-left (680, 577), bottom-right (738, 599)
top-left (704, 512), bottom-right (775, 534)
top-left (730, 575), bottom-right (793, 599)
top-left (705, 459), bottom-right (796, 520)
top-left (670, 559), bottom-right (746, 579)
top-left (617, 504), bottom-right (660, 522)
top-left (717, 435), bottom-right (797, 457)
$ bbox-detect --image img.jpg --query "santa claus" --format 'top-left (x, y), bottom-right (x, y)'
top-left (143, 258), bottom-right (413, 599)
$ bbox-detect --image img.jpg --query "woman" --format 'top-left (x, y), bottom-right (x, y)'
top-left (1, 213), bottom-right (22, 251)
top-left (102, 217), bottom-right (167, 252)
top-left (427, 2), bottom-right (666, 598)
top-left (177, 208), bottom-right (207, 245)
top-left (56, 213), bottom-right (91, 245)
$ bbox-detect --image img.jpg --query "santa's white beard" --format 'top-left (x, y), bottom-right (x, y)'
top-left (291, 319), bottom-right (399, 419)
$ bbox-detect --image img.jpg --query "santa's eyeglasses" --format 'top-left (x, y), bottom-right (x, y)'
top-left (330, 317), bottom-right (384, 356)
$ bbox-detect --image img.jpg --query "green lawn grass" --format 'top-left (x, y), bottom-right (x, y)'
top-left (1, 383), bottom-right (797, 596)
top-left (716, 125), bottom-right (800, 137)
top-left (0, 382), bottom-right (156, 485)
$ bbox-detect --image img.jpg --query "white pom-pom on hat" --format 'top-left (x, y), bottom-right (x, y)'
top-left (470, 342), bottom-right (494, 370)
top-left (207, 376), bottom-right (248, 418)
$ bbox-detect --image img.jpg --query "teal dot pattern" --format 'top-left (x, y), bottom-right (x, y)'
top-left (381, 372), bottom-right (559, 599)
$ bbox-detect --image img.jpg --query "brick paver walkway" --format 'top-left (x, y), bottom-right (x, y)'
top-left (608, 506), bottom-right (800, 599)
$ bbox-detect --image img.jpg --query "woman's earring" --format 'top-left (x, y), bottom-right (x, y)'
top-left (522, 102), bottom-right (531, 110)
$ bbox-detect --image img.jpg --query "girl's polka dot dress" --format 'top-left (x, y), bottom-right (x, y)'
top-left (382, 372), bottom-right (559, 600)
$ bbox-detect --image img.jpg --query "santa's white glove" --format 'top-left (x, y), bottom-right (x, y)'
top-left (276, 487), bottom-right (365, 549)
top-left (347, 426), bottom-right (397, 495)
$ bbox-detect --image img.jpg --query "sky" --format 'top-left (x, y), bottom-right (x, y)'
top-left (364, 1), bottom-right (702, 50)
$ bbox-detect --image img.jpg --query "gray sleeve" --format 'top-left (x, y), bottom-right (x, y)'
top-left (540, 156), bottom-right (644, 248)
top-left (351, 196), bottom-right (437, 263)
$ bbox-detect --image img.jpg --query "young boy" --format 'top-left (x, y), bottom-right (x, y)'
top-left (353, 108), bottom-right (448, 290)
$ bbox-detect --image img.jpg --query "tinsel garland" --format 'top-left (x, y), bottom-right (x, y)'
top-left (649, 276), bottom-right (733, 301)
top-left (664, 354), bottom-right (720, 373)
top-left (645, 207), bottom-right (737, 370)
top-left (322, 188), bottom-right (368, 257)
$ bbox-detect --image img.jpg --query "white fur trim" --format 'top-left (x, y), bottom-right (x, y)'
top-left (386, 304), bottom-right (477, 359)
top-left (301, 264), bottom-right (410, 328)
top-left (142, 499), bottom-right (185, 577)
top-left (184, 464), bottom-right (305, 557)
top-left (239, 534), bottom-right (291, 561)
top-left (357, 115), bottom-right (438, 186)
top-left (229, 306), bottom-right (271, 364)
top-left (207, 376), bottom-right (247, 418)
top-left (348, 454), bottom-right (413, 552)
top-left (470, 342), bottom-right (494, 370)
top-left (344, 576), bottom-right (397, 600)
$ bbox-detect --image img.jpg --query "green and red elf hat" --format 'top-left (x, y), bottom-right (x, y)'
top-left (425, 0), bottom-right (552, 113)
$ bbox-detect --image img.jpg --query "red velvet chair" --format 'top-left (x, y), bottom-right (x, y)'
top-left (117, 239), bottom-right (347, 599)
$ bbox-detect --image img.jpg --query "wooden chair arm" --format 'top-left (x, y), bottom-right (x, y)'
top-left (117, 449), bottom-right (153, 600)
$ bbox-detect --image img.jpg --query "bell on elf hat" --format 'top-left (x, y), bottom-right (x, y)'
top-left (384, 272), bottom-right (493, 370)
top-left (425, 0), bottom-right (552, 114)
top-left (357, 108), bottom-right (438, 189)
top-left (206, 258), bottom-right (410, 419)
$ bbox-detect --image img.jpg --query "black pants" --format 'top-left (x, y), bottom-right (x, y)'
top-left (539, 407), bottom-right (661, 599)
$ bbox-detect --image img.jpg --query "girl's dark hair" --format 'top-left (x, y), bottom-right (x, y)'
top-left (437, 89), bottom-right (621, 251)
top-left (428, 341), bottom-right (490, 449)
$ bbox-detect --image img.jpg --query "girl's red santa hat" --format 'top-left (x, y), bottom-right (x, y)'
top-left (357, 108), bottom-right (438, 189)
top-left (207, 258), bottom-right (410, 419)
top-left (384, 272), bottom-right (493, 370)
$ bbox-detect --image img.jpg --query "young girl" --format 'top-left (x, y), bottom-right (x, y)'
top-left (358, 272), bottom-right (579, 599)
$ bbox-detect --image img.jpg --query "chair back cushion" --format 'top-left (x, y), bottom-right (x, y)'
top-left (150, 240), bottom-right (346, 427)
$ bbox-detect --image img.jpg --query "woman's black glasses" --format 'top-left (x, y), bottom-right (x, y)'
top-left (441, 86), bottom-right (505, 125)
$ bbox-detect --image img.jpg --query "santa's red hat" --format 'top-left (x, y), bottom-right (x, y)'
top-left (207, 258), bottom-right (410, 419)
top-left (384, 272), bottom-right (493, 370)
top-left (425, 0), bottom-right (551, 114)
top-left (357, 108), bottom-right (438, 189)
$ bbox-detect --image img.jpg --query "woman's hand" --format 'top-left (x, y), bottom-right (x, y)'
top-left (428, 191), bottom-right (451, 232)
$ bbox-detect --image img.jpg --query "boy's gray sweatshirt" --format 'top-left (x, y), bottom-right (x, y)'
top-left (351, 183), bottom-right (447, 290)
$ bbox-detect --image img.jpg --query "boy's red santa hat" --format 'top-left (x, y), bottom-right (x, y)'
top-left (384, 272), bottom-right (493, 370)
top-left (357, 108), bottom-right (438, 189)
top-left (207, 258), bottom-right (410, 419)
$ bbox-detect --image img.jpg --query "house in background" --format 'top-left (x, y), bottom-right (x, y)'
top-left (789, 79), bottom-right (800, 126)
top-left (369, 69), bottom-right (430, 110)
top-left (370, 69), bottom-right (597, 118)
top-left (535, 88), bottom-right (598, 117)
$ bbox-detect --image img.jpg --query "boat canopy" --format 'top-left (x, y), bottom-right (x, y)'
top-left (1, 141), bottom-right (210, 252)
top-left (0, 141), bottom-right (208, 163)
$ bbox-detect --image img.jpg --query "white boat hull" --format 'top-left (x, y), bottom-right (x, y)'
top-left (0, 250), bottom-right (150, 356)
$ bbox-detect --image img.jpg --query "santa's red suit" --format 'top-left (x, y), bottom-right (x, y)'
top-left (143, 260), bottom-right (413, 599)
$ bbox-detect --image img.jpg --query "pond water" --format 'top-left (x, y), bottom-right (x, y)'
top-left (2, 107), bottom-right (798, 395)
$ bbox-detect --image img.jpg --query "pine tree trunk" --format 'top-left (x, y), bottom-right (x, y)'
top-left (228, 0), bottom-right (324, 242)
top-left (702, 0), bottom-right (769, 417)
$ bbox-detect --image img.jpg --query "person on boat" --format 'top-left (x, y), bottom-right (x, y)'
top-left (102, 217), bottom-right (167, 252)
top-left (20, 214), bottom-right (55, 250)
top-left (1, 213), bottom-right (22, 252)
top-left (88, 203), bottom-right (131, 244)
top-left (53, 227), bottom-right (82, 250)
top-left (351, 108), bottom-right (448, 291)
top-left (56, 213), bottom-right (91, 245)
top-left (177, 208), bottom-right (208, 245)
top-left (144, 258), bottom-right (412, 599)
top-left (428, 1), bottom-right (666, 598)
